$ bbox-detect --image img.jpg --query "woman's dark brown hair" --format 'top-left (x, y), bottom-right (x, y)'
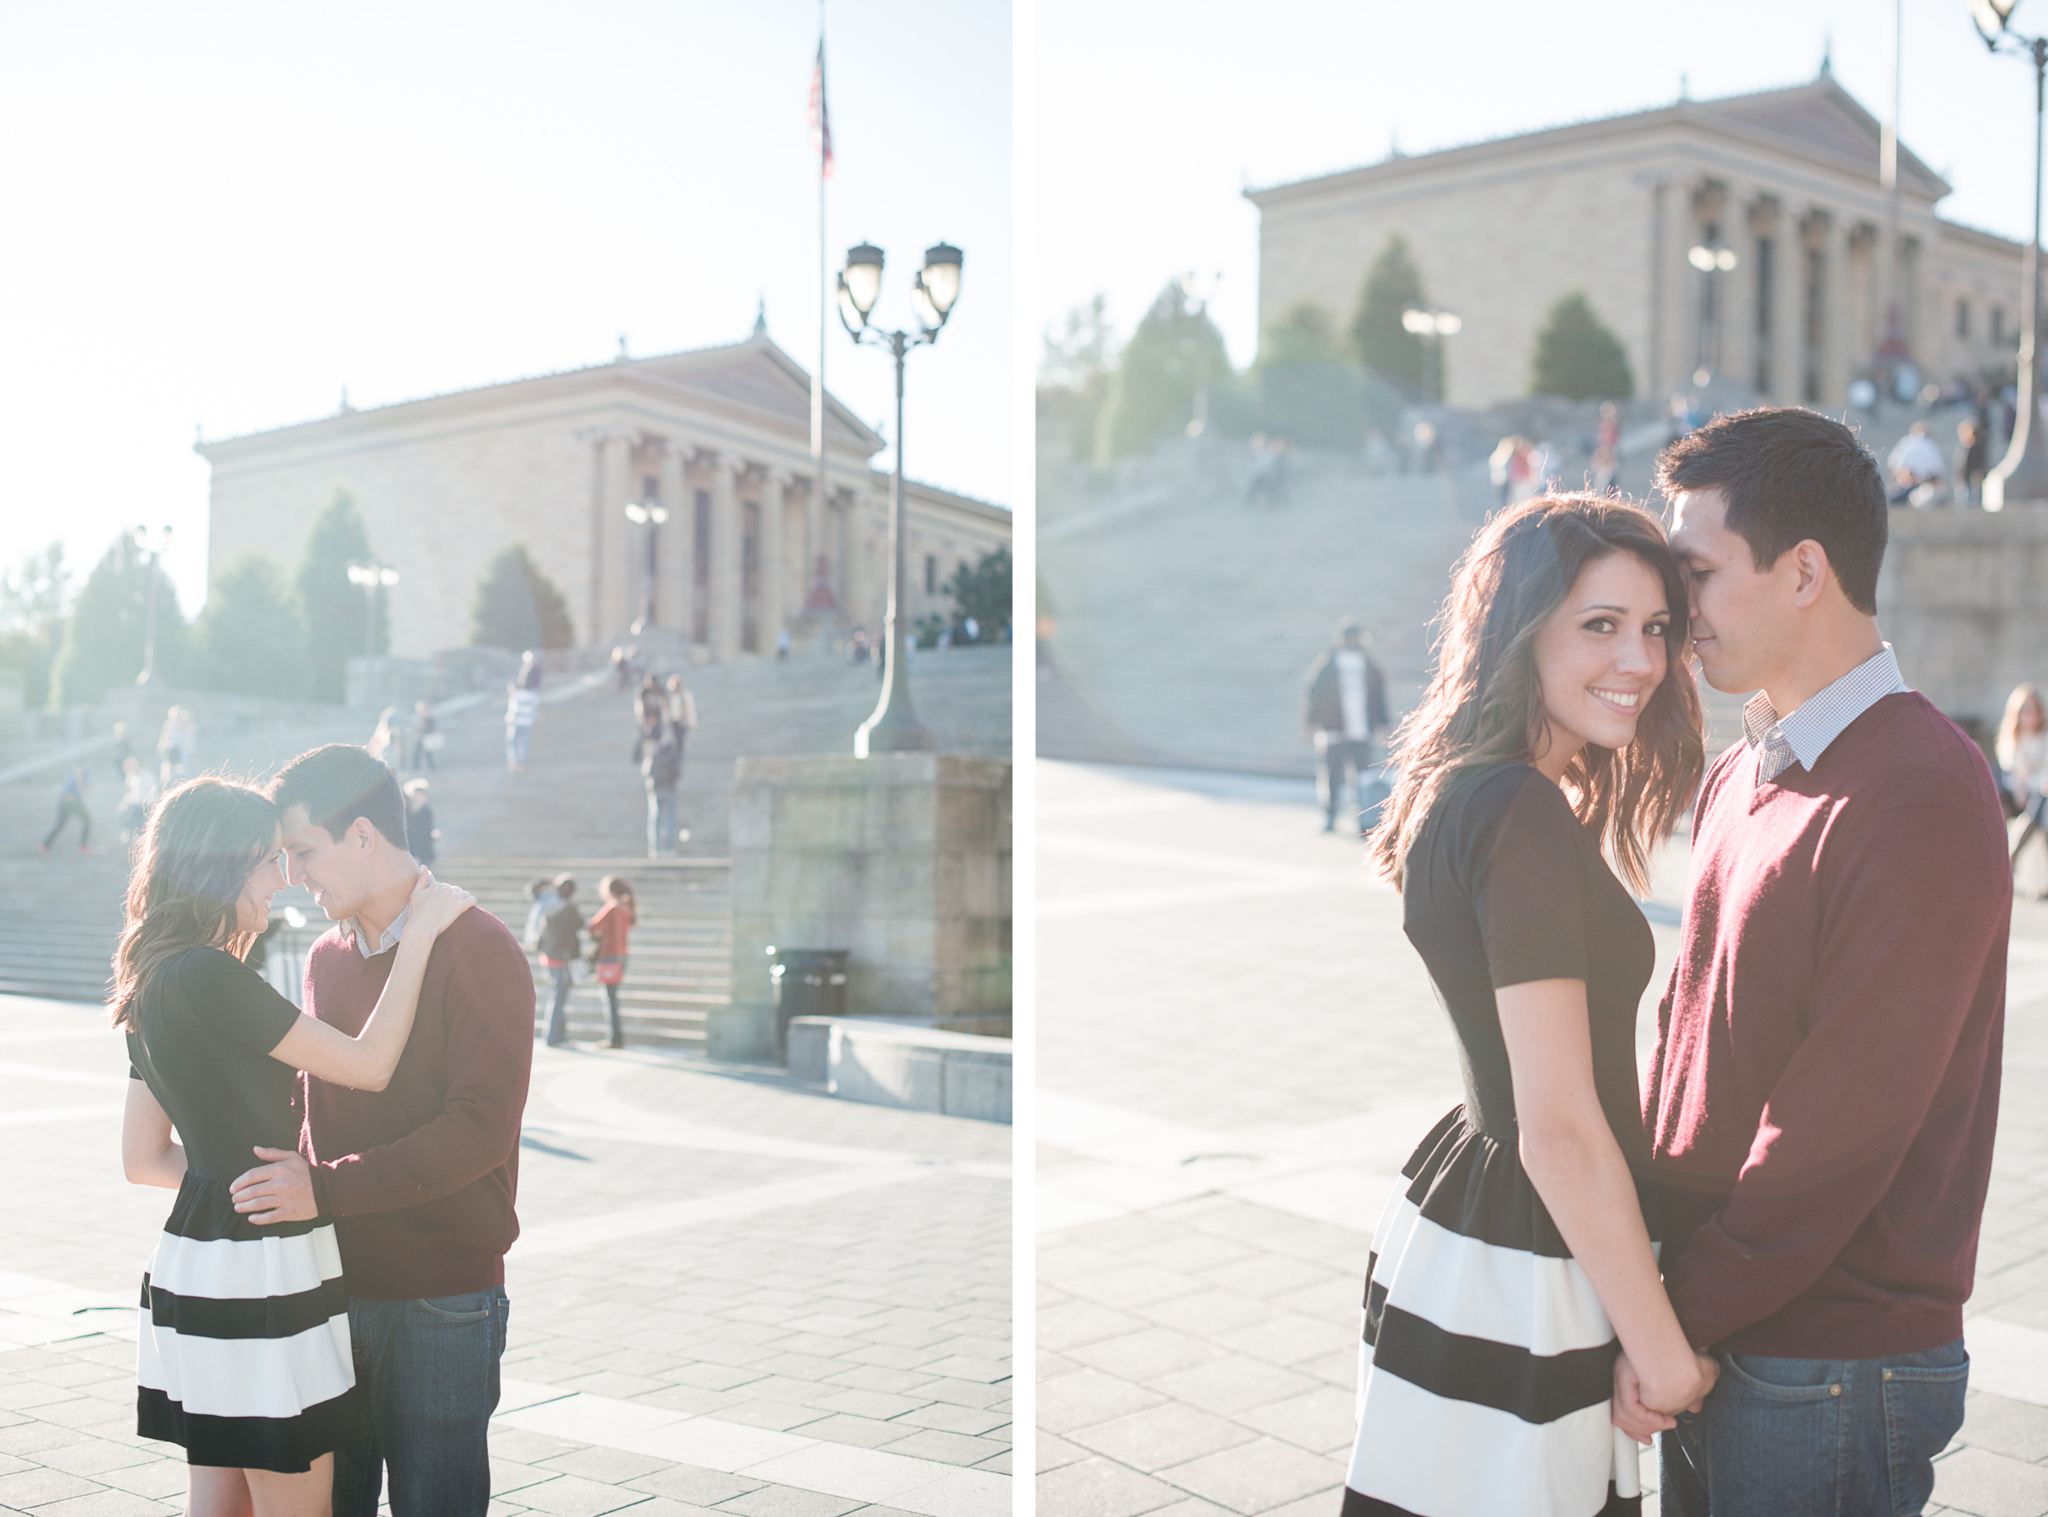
top-left (1369, 491), bottom-right (1705, 896)
top-left (108, 777), bottom-right (280, 1031)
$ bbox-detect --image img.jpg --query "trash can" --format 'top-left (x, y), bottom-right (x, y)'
top-left (766, 947), bottom-right (850, 1058)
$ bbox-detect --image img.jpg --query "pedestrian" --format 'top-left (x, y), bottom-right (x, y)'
top-left (116, 771), bottom-right (476, 1511)
top-left (536, 874), bottom-right (583, 1046)
top-left (41, 761), bottom-right (92, 854)
top-left (401, 778), bottom-right (437, 867)
top-left (116, 756), bottom-right (159, 845)
top-left (1303, 619), bottom-right (1391, 835)
top-left (1953, 417), bottom-right (1989, 507)
top-left (1345, 492), bottom-right (1711, 1513)
top-left (409, 700), bottom-right (440, 771)
top-left (610, 645), bottom-right (631, 691)
top-left (638, 674), bottom-right (664, 728)
top-left (635, 709), bottom-right (683, 858)
top-left (963, 615), bottom-right (980, 645)
top-left (157, 706), bottom-right (196, 787)
top-left (1999, 681), bottom-right (2048, 895)
top-left (228, 744), bottom-right (525, 1516)
top-left (1886, 421), bottom-right (1947, 505)
top-left (851, 626), bottom-right (871, 664)
top-left (504, 674), bottom-right (538, 773)
top-left (664, 673), bottom-right (697, 745)
top-left (776, 628), bottom-right (792, 661)
top-left (1245, 432), bottom-right (1274, 508)
top-left (366, 707), bottom-right (402, 773)
top-left (1636, 408), bottom-right (2008, 1514)
top-left (586, 875), bottom-right (636, 1049)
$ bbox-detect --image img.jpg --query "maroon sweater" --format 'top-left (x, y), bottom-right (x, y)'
top-left (1645, 692), bottom-right (2009, 1357)
top-left (298, 907), bottom-right (536, 1299)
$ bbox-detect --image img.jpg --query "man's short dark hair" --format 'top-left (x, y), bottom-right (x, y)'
top-left (270, 744), bottom-right (409, 851)
top-left (1656, 406), bottom-right (1887, 614)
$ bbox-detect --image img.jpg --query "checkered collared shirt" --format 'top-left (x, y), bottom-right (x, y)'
top-left (1741, 645), bottom-right (1911, 786)
top-left (346, 904), bottom-right (410, 959)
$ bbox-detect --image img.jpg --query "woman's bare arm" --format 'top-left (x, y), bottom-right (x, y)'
top-left (1496, 978), bottom-right (1718, 1423)
top-left (267, 872), bottom-right (474, 1092)
top-left (121, 1078), bottom-right (185, 1188)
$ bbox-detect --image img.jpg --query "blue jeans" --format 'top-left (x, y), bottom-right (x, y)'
top-left (647, 785), bottom-right (678, 857)
top-left (506, 723), bottom-right (532, 770)
top-left (333, 1288), bottom-right (509, 1517)
top-left (544, 963), bottom-right (572, 1045)
top-left (1659, 1338), bottom-right (1968, 1517)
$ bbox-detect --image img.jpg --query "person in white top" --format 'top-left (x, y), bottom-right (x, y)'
top-left (1999, 682), bottom-right (2048, 895)
top-left (1885, 423), bottom-right (1947, 504)
top-left (504, 667), bottom-right (541, 774)
top-left (1303, 618), bottom-right (1391, 835)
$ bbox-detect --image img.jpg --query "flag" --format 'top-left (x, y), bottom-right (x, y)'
top-left (808, 39), bottom-right (833, 178)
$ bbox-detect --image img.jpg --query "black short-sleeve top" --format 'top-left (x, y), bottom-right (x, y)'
top-left (1401, 763), bottom-right (1657, 1173)
top-left (127, 946), bottom-right (303, 1182)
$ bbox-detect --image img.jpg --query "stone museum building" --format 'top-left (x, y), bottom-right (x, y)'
top-left (197, 328), bottom-right (1011, 659)
top-left (1247, 70), bottom-right (2028, 408)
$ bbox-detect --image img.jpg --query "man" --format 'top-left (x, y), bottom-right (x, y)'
top-left (228, 744), bottom-right (535, 1516)
top-left (635, 706), bottom-right (683, 858)
top-left (39, 761), bottom-right (91, 854)
top-left (1953, 416), bottom-right (1989, 507)
top-left (1885, 419), bottom-right (1947, 504)
top-left (1303, 618), bottom-right (1390, 834)
top-left (1620, 409), bottom-right (2009, 1515)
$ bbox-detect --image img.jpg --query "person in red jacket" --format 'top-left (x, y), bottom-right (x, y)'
top-left (586, 875), bottom-right (637, 1049)
top-left (226, 744), bottom-right (535, 1517)
top-left (1618, 408), bottom-right (2010, 1516)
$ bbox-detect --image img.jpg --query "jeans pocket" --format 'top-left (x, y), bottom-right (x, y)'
top-left (1884, 1342), bottom-right (1968, 1514)
top-left (416, 1291), bottom-right (493, 1324)
top-left (1722, 1353), bottom-right (1845, 1401)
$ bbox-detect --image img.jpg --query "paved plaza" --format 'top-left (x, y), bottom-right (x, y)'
top-left (0, 994), bottom-right (1011, 1517)
top-left (1037, 758), bottom-right (2048, 1517)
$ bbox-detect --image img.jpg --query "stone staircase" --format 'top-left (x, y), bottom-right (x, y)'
top-left (0, 646), bottom-right (1011, 1057)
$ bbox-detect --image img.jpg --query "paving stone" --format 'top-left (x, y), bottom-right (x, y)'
top-left (713, 1486), bottom-right (865, 1517)
top-left (623, 1464), bottom-right (765, 1507)
top-left (1035, 1456), bottom-right (1184, 1517)
top-left (1155, 1437), bottom-right (1349, 1514)
top-left (1041, 1369), bottom-right (1169, 1435)
top-left (1930, 1445), bottom-right (2048, 1515)
top-left (1958, 1392), bottom-right (2048, 1465)
top-left (1068, 1402), bottom-right (1261, 1474)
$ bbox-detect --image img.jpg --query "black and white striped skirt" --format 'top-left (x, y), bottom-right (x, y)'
top-left (136, 1174), bottom-right (362, 1473)
top-left (1341, 1109), bottom-right (1644, 1517)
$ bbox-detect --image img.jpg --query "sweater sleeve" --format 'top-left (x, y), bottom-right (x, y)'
top-left (1663, 797), bottom-right (2008, 1348)
top-left (307, 944), bottom-right (536, 1217)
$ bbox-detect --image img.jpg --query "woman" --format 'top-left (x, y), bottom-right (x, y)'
top-left (587, 875), bottom-right (637, 1049)
top-left (114, 777), bottom-right (474, 1515)
top-left (1344, 494), bottom-right (1713, 1517)
top-left (505, 671), bottom-right (540, 774)
top-left (402, 778), bottom-right (437, 867)
top-left (537, 873), bottom-right (583, 1047)
top-left (1999, 682), bottom-right (2048, 896)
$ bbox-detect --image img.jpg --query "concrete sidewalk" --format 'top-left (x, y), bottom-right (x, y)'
top-left (0, 995), bottom-right (1011, 1517)
top-left (1036, 759), bottom-right (2048, 1517)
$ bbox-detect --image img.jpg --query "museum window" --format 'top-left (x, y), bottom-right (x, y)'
top-left (1993, 305), bottom-right (2008, 346)
top-left (925, 554), bottom-right (937, 596)
top-left (693, 489), bottom-right (711, 644)
top-left (1957, 299), bottom-right (1971, 341)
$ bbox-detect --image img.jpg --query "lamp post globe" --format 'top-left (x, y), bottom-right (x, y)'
top-left (1972, 0), bottom-right (2048, 506)
top-left (838, 238), bottom-right (965, 757)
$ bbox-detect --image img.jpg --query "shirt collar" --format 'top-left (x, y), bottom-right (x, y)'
top-left (1741, 644), bottom-right (1910, 776)
top-left (347, 904), bottom-right (410, 959)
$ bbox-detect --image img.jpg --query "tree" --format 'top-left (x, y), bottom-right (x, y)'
top-left (470, 542), bottom-right (575, 652)
top-left (943, 546), bottom-right (1012, 642)
top-left (1094, 280), bottom-right (1231, 463)
top-left (295, 490), bottom-right (387, 702)
top-left (1348, 233), bottom-right (1431, 393)
top-left (0, 542), bottom-right (71, 708)
top-left (1038, 295), bottom-right (1116, 465)
top-left (1531, 290), bottom-right (1634, 400)
top-left (49, 535), bottom-right (187, 707)
top-left (1258, 301), bottom-right (1343, 369)
top-left (193, 554), bottom-right (307, 698)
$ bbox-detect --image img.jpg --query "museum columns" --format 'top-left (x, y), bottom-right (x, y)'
top-left (660, 442), bottom-right (692, 643)
top-left (596, 430), bottom-right (634, 643)
top-left (708, 453), bottom-right (743, 662)
top-left (759, 470), bottom-right (786, 651)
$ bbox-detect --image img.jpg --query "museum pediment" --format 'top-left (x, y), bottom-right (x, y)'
top-left (1701, 80), bottom-right (1949, 201)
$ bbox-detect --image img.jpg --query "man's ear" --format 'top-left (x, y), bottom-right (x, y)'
top-left (1788, 540), bottom-right (1833, 610)
top-left (350, 816), bottom-right (378, 853)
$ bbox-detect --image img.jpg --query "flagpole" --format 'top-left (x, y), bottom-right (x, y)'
top-left (812, 0), bottom-right (828, 618)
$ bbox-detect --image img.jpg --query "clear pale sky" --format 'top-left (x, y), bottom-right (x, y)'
top-left (0, 0), bottom-right (1011, 618)
top-left (1037, 0), bottom-right (2039, 373)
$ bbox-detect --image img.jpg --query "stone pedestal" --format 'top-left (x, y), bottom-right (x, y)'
top-left (727, 753), bottom-right (1011, 1058)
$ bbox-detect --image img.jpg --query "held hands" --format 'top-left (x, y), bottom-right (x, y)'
top-left (1611, 1349), bottom-right (1719, 1446)
top-left (405, 866), bottom-right (476, 940)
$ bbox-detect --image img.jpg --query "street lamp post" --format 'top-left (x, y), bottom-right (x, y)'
top-left (132, 525), bottom-right (173, 688)
top-left (1183, 270), bottom-right (1221, 439)
top-left (345, 560), bottom-right (399, 658)
top-left (1974, 0), bottom-right (2048, 507)
top-left (1401, 307), bottom-right (1461, 401)
top-left (837, 238), bottom-right (963, 756)
top-left (1686, 240), bottom-right (1739, 385)
top-left (623, 497), bottom-right (671, 634)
